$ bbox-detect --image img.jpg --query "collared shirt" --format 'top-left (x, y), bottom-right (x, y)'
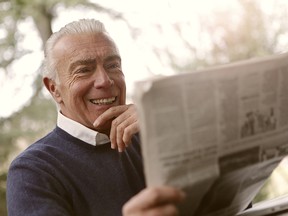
top-left (57, 112), bottom-right (110, 146)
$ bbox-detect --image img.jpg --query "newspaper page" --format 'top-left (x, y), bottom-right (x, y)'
top-left (133, 53), bottom-right (288, 216)
top-left (236, 194), bottom-right (288, 216)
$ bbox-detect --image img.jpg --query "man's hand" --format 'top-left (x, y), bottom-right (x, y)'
top-left (122, 186), bottom-right (186, 216)
top-left (93, 104), bottom-right (139, 152)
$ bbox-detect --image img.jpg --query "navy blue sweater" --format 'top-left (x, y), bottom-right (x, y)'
top-left (7, 127), bottom-right (146, 216)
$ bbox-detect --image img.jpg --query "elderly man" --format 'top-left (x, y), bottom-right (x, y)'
top-left (6, 19), bottom-right (184, 216)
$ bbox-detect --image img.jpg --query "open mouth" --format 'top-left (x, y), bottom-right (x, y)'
top-left (90, 96), bottom-right (116, 105)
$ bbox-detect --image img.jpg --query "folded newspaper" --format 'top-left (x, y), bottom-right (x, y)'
top-left (133, 53), bottom-right (288, 216)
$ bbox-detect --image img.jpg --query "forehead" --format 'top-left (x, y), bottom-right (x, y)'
top-left (53, 33), bottom-right (120, 61)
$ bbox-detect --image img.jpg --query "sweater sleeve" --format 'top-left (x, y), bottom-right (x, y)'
top-left (6, 156), bottom-right (74, 216)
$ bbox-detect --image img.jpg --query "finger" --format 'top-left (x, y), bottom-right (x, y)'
top-left (123, 203), bottom-right (180, 216)
top-left (92, 105), bottom-right (129, 150)
top-left (122, 120), bottom-right (139, 146)
top-left (110, 114), bottom-right (134, 152)
top-left (141, 204), bottom-right (180, 216)
top-left (109, 111), bottom-right (130, 151)
top-left (124, 186), bottom-right (185, 211)
top-left (158, 205), bottom-right (180, 216)
top-left (109, 116), bottom-right (123, 152)
top-left (115, 115), bottom-right (138, 152)
top-left (93, 105), bottom-right (128, 127)
top-left (109, 105), bottom-right (136, 151)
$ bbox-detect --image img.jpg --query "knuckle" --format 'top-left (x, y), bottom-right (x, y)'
top-left (111, 119), bottom-right (118, 127)
top-left (122, 203), bottom-right (131, 215)
top-left (117, 125), bottom-right (125, 134)
top-left (147, 188), bottom-right (161, 203)
top-left (123, 126), bottom-right (131, 134)
top-left (149, 209), bottom-right (165, 216)
top-left (109, 106), bottom-right (117, 112)
top-left (150, 205), bottom-right (178, 216)
top-left (122, 136), bottom-right (130, 145)
top-left (110, 134), bottom-right (116, 142)
top-left (122, 202), bottom-right (128, 211)
top-left (123, 128), bottom-right (132, 141)
top-left (165, 205), bottom-right (179, 215)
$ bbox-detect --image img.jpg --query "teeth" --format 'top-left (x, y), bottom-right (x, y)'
top-left (91, 97), bottom-right (116, 105)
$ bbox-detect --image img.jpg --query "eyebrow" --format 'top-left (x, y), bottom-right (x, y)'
top-left (69, 55), bottom-right (121, 72)
top-left (69, 59), bottom-right (96, 72)
top-left (104, 54), bottom-right (121, 63)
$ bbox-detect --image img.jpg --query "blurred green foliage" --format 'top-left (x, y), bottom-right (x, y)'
top-left (0, 96), bottom-right (57, 215)
top-left (0, 0), bottom-right (126, 214)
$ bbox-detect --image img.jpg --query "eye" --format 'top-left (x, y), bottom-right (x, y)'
top-left (76, 66), bottom-right (95, 74)
top-left (106, 62), bottom-right (121, 70)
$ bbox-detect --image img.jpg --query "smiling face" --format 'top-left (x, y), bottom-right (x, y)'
top-left (44, 33), bottom-right (126, 133)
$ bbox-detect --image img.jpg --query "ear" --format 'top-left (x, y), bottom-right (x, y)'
top-left (43, 77), bottom-right (62, 103)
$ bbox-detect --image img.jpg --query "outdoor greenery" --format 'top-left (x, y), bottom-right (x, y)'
top-left (0, 0), bottom-right (287, 215)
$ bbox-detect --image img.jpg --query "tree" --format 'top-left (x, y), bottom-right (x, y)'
top-left (1, 0), bottom-right (288, 214)
top-left (150, 0), bottom-right (288, 72)
top-left (133, 0), bottom-right (288, 205)
top-left (148, 0), bottom-right (288, 204)
top-left (0, 1), bottom-right (129, 215)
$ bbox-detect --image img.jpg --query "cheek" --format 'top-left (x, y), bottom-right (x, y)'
top-left (69, 81), bottom-right (90, 98)
top-left (117, 78), bottom-right (126, 103)
top-left (66, 74), bottom-right (81, 88)
top-left (59, 79), bottom-right (87, 102)
top-left (114, 73), bottom-right (126, 87)
top-left (62, 73), bottom-right (89, 93)
top-left (57, 61), bottom-right (79, 88)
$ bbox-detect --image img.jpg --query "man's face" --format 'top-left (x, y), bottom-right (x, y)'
top-left (50, 33), bottom-right (126, 132)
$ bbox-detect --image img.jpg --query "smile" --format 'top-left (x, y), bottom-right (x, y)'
top-left (90, 97), bottom-right (116, 105)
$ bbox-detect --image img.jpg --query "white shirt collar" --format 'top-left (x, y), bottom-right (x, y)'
top-left (57, 112), bottom-right (110, 146)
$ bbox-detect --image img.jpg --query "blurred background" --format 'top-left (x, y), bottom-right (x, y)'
top-left (1, 0), bottom-right (288, 215)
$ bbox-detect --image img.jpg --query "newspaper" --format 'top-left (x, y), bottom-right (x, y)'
top-left (236, 194), bottom-right (288, 216)
top-left (133, 53), bottom-right (288, 216)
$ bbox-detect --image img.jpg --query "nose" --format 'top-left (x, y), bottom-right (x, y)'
top-left (93, 67), bottom-right (114, 89)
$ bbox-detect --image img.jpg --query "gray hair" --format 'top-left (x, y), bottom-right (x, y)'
top-left (42, 19), bottom-right (108, 81)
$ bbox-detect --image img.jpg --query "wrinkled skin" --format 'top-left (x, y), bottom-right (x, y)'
top-left (44, 32), bottom-right (138, 151)
top-left (43, 32), bottom-right (185, 215)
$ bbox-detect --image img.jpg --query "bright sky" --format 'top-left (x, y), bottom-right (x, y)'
top-left (0, 0), bottom-right (286, 118)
